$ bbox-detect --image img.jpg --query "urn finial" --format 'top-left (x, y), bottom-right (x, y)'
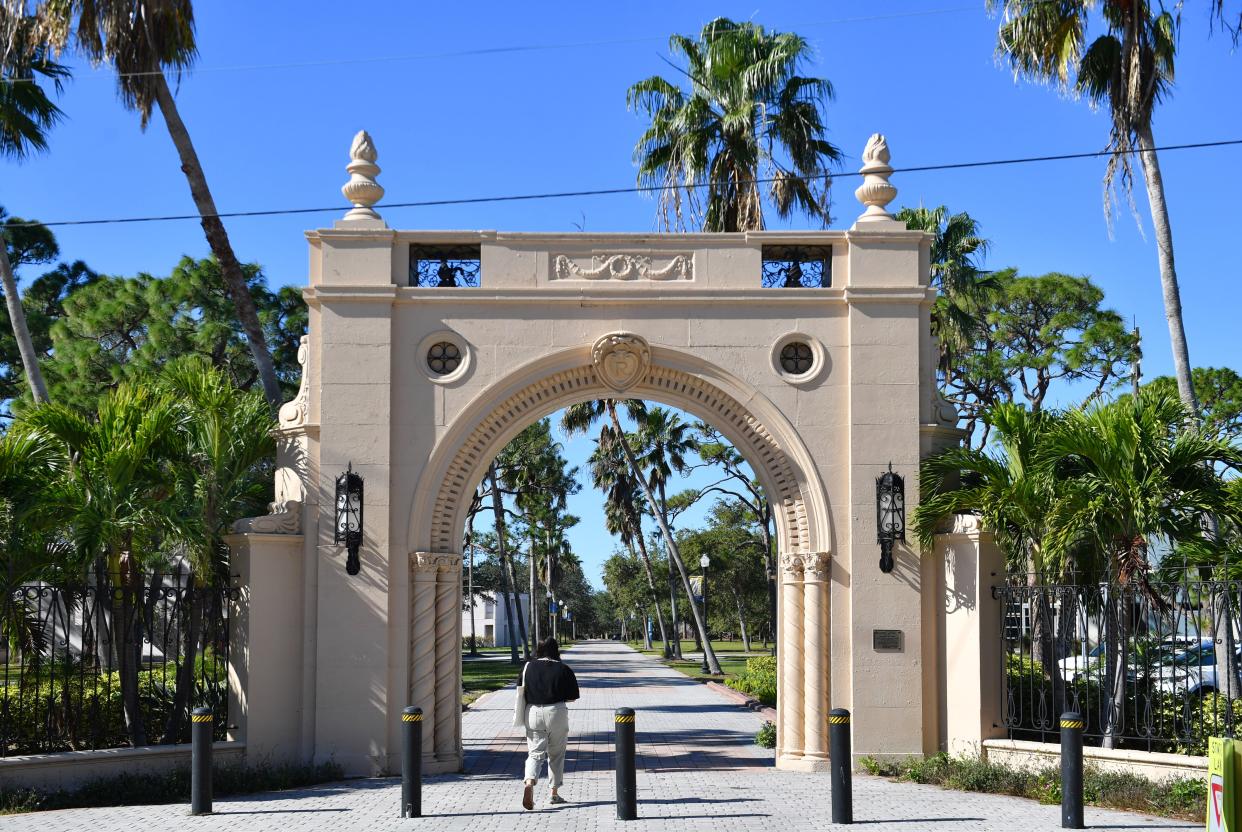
top-left (341, 130), bottom-right (385, 222)
top-left (853, 133), bottom-right (898, 224)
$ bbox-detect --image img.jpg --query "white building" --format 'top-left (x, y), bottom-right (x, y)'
top-left (463, 591), bottom-right (530, 648)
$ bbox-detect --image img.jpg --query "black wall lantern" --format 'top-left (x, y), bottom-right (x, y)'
top-left (335, 462), bottom-right (364, 575)
top-left (876, 463), bottom-right (905, 574)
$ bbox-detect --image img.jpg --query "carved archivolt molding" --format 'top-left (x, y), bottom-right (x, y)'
top-left (592, 333), bottom-right (650, 393)
top-left (412, 552), bottom-right (462, 574)
top-left (278, 335), bottom-right (311, 429)
top-left (553, 253), bottom-right (692, 281)
top-left (231, 499), bottom-right (301, 535)
top-left (427, 361), bottom-right (810, 556)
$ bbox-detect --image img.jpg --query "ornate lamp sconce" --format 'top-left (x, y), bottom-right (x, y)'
top-left (876, 463), bottom-right (905, 574)
top-left (335, 463), bottom-right (364, 575)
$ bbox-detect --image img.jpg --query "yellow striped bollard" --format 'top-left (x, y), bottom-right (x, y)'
top-left (615, 708), bottom-right (637, 820)
top-left (402, 706), bottom-right (423, 818)
top-left (191, 706), bottom-right (213, 815)
top-left (829, 708), bottom-right (852, 824)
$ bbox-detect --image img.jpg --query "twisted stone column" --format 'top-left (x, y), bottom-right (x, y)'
top-left (433, 553), bottom-right (463, 764)
top-left (778, 553), bottom-right (805, 760)
top-left (801, 552), bottom-right (831, 760)
top-left (410, 554), bottom-right (439, 764)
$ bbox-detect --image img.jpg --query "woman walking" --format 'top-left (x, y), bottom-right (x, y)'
top-left (518, 637), bottom-right (580, 810)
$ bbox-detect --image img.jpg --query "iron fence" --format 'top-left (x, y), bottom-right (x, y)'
top-left (1, 564), bottom-right (237, 757)
top-left (997, 577), bottom-right (1242, 755)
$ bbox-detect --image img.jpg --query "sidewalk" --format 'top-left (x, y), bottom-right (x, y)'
top-left (5, 641), bottom-right (1198, 831)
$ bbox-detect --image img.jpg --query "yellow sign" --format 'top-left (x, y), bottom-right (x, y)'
top-left (1209, 737), bottom-right (1235, 832)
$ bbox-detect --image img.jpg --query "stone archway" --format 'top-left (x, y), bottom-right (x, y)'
top-left (408, 333), bottom-right (834, 772)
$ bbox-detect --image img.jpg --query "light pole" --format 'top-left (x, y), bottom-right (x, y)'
top-left (699, 553), bottom-right (711, 674)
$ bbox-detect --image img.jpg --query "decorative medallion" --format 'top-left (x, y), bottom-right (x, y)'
top-left (553, 253), bottom-right (692, 281)
top-left (591, 332), bottom-right (651, 393)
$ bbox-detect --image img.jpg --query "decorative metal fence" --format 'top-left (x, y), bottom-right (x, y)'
top-left (997, 578), bottom-right (1242, 755)
top-left (1, 564), bottom-right (236, 757)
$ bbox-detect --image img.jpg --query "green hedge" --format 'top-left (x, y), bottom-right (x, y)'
top-left (725, 655), bottom-right (777, 708)
top-left (1, 660), bottom-right (228, 754)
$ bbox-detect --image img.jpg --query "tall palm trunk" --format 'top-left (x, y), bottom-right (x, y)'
top-left (151, 74), bottom-right (281, 408)
top-left (162, 574), bottom-right (201, 743)
top-left (631, 535), bottom-right (670, 652)
top-left (1102, 588), bottom-right (1127, 750)
top-left (1135, 125), bottom-right (1198, 415)
top-left (117, 557), bottom-right (148, 747)
top-left (605, 401), bottom-right (722, 673)
top-left (529, 530), bottom-right (542, 645)
top-left (0, 238), bottom-right (49, 403)
top-left (487, 464), bottom-right (522, 665)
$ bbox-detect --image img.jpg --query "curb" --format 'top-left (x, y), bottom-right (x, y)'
top-left (705, 680), bottom-right (777, 722)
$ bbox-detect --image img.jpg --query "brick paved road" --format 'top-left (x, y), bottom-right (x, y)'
top-left (9, 641), bottom-right (1197, 831)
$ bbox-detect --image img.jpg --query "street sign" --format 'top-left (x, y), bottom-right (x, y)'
top-left (1209, 737), bottom-right (1235, 832)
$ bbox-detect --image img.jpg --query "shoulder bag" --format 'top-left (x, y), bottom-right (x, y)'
top-left (512, 662), bottom-right (529, 728)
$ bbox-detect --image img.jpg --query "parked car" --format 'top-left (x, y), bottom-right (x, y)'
top-left (1151, 638), bottom-right (1242, 696)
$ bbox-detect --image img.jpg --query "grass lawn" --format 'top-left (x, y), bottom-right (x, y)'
top-left (624, 639), bottom-right (769, 684)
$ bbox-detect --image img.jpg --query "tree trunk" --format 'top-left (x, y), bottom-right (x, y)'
top-left (733, 586), bottom-right (752, 652)
top-left (606, 401), bottom-right (722, 674)
top-left (487, 465), bottom-right (521, 666)
top-left (1212, 589), bottom-right (1241, 704)
top-left (0, 236), bottom-right (49, 403)
top-left (1102, 588), bottom-right (1127, 750)
top-left (117, 560), bottom-right (147, 747)
top-left (466, 535), bottom-right (478, 656)
top-left (162, 575), bottom-right (202, 743)
top-left (151, 74), bottom-right (282, 409)
top-left (529, 530), bottom-right (542, 645)
top-left (1135, 125), bottom-right (1198, 415)
top-left (667, 557), bottom-right (682, 659)
top-left (632, 535), bottom-right (669, 653)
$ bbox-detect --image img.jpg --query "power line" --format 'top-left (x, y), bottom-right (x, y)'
top-left (0, 6), bottom-right (977, 85)
top-left (8, 138), bottom-right (1241, 230)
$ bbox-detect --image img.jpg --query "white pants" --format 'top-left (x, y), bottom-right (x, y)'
top-left (524, 702), bottom-right (569, 787)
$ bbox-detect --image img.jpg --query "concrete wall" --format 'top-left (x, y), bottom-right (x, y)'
top-left (982, 739), bottom-right (1208, 784)
top-left (0, 742), bottom-right (245, 793)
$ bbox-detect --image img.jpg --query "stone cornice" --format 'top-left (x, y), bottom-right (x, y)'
top-left (304, 286), bottom-right (398, 306)
top-left (390, 287), bottom-right (850, 305)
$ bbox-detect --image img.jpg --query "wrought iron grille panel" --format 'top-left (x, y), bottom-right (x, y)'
top-left (997, 577), bottom-right (1242, 755)
top-left (1, 563), bottom-right (237, 757)
top-left (761, 245), bottom-right (831, 288)
top-left (410, 244), bottom-right (481, 287)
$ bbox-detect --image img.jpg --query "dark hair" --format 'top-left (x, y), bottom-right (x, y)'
top-left (536, 637), bottom-right (560, 661)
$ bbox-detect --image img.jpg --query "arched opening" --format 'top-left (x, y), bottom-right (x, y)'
top-left (407, 337), bottom-right (835, 772)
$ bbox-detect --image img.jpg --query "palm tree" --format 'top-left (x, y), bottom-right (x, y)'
top-left (591, 426), bottom-right (671, 654)
top-left (991, 1), bottom-right (1199, 416)
top-left (158, 358), bottom-right (274, 742)
top-left (914, 404), bottom-right (1070, 708)
top-left (635, 407), bottom-right (722, 674)
top-left (0, 16), bottom-right (68, 404)
top-left (21, 1), bottom-right (283, 407)
top-left (627, 17), bottom-right (841, 232)
top-left (20, 384), bottom-right (186, 746)
top-left (1041, 391), bottom-right (1242, 745)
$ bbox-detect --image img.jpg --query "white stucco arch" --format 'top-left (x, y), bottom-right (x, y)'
top-left (408, 343), bottom-right (832, 560)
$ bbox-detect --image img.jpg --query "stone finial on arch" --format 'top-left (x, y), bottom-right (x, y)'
top-left (592, 332), bottom-right (651, 393)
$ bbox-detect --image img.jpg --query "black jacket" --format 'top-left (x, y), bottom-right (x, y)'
top-left (519, 659), bottom-right (580, 705)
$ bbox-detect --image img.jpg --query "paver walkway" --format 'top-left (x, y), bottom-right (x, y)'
top-left (8, 641), bottom-right (1198, 831)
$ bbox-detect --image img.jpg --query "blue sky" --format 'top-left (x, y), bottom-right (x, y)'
top-left (5, 2), bottom-right (1241, 587)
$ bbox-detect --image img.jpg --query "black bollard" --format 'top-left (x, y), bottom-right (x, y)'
top-left (190, 706), bottom-right (213, 816)
top-left (615, 707), bottom-right (637, 820)
top-left (402, 706), bottom-right (423, 818)
top-left (1060, 711), bottom-right (1085, 829)
top-left (829, 708), bottom-right (853, 824)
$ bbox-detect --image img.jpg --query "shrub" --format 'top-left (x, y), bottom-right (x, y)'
top-left (755, 721), bottom-right (777, 748)
top-left (862, 751), bottom-right (1205, 821)
top-left (726, 655), bottom-right (777, 707)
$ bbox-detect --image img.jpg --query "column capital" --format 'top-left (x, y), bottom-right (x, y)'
top-left (801, 552), bottom-right (831, 582)
top-left (779, 552), bottom-right (805, 579)
top-left (411, 551), bottom-right (460, 574)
